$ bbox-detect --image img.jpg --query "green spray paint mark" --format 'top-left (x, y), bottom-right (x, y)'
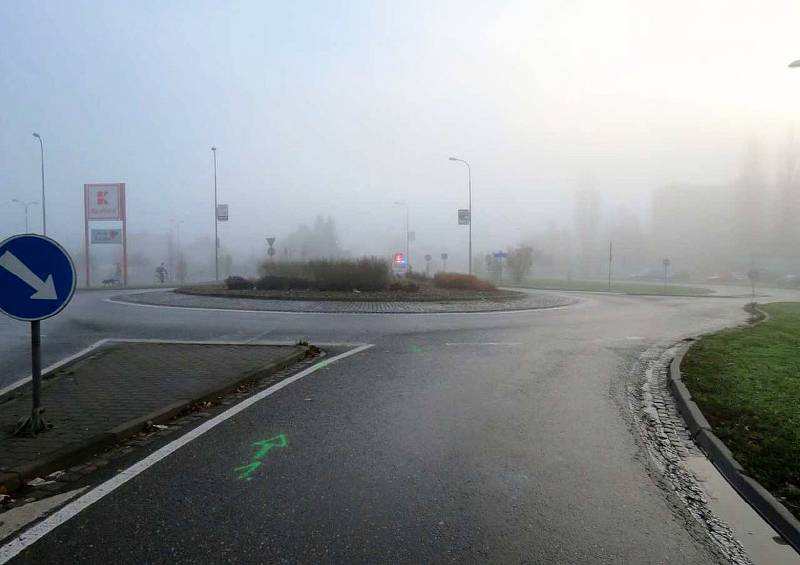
top-left (252, 434), bottom-right (288, 459)
top-left (235, 433), bottom-right (288, 481)
top-left (235, 461), bottom-right (261, 481)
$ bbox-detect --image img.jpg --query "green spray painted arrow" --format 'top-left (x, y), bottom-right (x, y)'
top-left (234, 433), bottom-right (289, 480)
top-left (252, 433), bottom-right (288, 460)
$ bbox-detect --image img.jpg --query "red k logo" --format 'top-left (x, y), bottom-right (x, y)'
top-left (96, 191), bottom-right (109, 206)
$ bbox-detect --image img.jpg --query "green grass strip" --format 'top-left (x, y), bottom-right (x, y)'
top-left (681, 302), bottom-right (800, 518)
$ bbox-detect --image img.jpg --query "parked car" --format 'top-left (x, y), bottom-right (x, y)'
top-left (775, 274), bottom-right (800, 288)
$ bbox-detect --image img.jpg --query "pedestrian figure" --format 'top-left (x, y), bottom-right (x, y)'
top-left (156, 262), bottom-right (168, 283)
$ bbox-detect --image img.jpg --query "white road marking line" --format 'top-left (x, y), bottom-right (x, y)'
top-left (0, 343), bottom-right (373, 564)
top-left (0, 339), bottom-right (111, 398)
top-left (0, 487), bottom-right (89, 542)
top-left (104, 296), bottom-right (570, 316)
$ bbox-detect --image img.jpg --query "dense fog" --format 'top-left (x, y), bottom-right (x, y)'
top-left (3, 1), bottom-right (800, 285)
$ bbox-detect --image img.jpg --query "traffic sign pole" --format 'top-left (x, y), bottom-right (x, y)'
top-left (29, 320), bottom-right (45, 432)
top-left (0, 234), bottom-right (76, 436)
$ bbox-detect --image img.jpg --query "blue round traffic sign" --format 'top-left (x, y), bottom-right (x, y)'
top-left (0, 234), bottom-right (76, 321)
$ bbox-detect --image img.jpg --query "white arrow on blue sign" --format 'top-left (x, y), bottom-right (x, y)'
top-left (0, 234), bottom-right (76, 321)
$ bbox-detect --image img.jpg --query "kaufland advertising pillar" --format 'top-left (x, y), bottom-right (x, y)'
top-left (84, 183), bottom-right (128, 287)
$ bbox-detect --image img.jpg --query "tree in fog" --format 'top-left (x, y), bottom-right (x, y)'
top-left (574, 184), bottom-right (601, 278)
top-left (775, 130), bottom-right (800, 262)
top-left (608, 207), bottom-right (647, 275)
top-left (485, 254), bottom-right (503, 281)
top-left (506, 245), bottom-right (538, 283)
top-left (284, 215), bottom-right (342, 260)
top-left (734, 137), bottom-right (765, 264)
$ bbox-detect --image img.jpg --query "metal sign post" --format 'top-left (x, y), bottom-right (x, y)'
top-left (0, 234), bottom-right (76, 435)
top-left (441, 252), bottom-right (448, 272)
top-left (266, 237), bottom-right (276, 262)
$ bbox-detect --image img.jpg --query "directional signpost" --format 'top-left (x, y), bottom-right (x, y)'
top-left (266, 237), bottom-right (276, 261)
top-left (0, 234), bottom-right (76, 435)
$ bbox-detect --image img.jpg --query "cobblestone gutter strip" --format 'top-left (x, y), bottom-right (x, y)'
top-left (629, 345), bottom-right (752, 565)
top-left (669, 345), bottom-right (800, 554)
top-left (0, 347), bottom-right (307, 495)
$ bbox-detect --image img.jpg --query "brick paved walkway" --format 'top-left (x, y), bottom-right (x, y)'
top-left (0, 343), bottom-right (304, 491)
top-left (114, 289), bottom-right (574, 313)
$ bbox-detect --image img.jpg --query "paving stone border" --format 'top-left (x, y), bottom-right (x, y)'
top-left (627, 344), bottom-right (752, 565)
top-left (0, 342), bottom-right (307, 495)
top-left (668, 343), bottom-right (800, 554)
top-left (110, 288), bottom-right (575, 314)
top-left (0, 350), bottom-right (327, 543)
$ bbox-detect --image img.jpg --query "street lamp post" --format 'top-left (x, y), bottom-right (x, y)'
top-left (448, 157), bottom-right (472, 274)
top-left (11, 199), bottom-right (39, 233)
top-left (32, 133), bottom-right (46, 236)
top-left (173, 219), bottom-right (186, 284)
top-left (211, 146), bottom-right (219, 281)
top-left (393, 201), bottom-right (410, 270)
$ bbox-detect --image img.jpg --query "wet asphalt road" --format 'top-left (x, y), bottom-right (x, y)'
top-left (0, 287), bottom-right (787, 563)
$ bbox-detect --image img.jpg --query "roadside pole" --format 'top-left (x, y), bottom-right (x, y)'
top-left (30, 320), bottom-right (43, 430)
top-left (608, 241), bottom-right (613, 290)
top-left (0, 234), bottom-right (76, 435)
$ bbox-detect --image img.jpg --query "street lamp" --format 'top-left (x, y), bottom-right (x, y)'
top-left (449, 156), bottom-right (472, 274)
top-left (32, 133), bottom-right (46, 236)
top-left (211, 146), bottom-right (219, 281)
top-left (393, 201), bottom-right (410, 270)
top-left (11, 199), bottom-right (39, 233)
top-left (172, 219), bottom-right (186, 284)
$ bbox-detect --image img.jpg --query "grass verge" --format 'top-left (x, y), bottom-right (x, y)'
top-left (681, 302), bottom-right (800, 518)
top-left (514, 277), bottom-right (712, 296)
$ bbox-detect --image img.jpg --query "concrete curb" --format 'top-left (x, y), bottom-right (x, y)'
top-left (109, 292), bottom-right (575, 315)
top-left (669, 345), bottom-right (800, 554)
top-left (0, 346), bottom-right (307, 495)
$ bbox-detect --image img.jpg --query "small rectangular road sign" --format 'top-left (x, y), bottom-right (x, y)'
top-left (458, 209), bottom-right (470, 225)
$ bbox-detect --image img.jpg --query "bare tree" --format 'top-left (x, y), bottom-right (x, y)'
top-left (506, 245), bottom-right (538, 283)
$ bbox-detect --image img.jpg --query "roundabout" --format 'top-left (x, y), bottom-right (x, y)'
top-left (109, 287), bottom-right (576, 314)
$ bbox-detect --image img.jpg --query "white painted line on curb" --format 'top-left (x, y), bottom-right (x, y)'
top-left (104, 296), bottom-right (571, 316)
top-left (0, 339), bottom-right (111, 398)
top-left (0, 343), bottom-right (374, 564)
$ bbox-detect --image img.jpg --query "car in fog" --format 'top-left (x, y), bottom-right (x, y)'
top-left (775, 274), bottom-right (800, 288)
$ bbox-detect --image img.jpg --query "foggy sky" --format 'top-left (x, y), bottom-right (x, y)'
top-left (3, 0), bottom-right (800, 274)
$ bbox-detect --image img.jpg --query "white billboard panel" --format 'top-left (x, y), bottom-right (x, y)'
top-left (86, 184), bottom-right (123, 220)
